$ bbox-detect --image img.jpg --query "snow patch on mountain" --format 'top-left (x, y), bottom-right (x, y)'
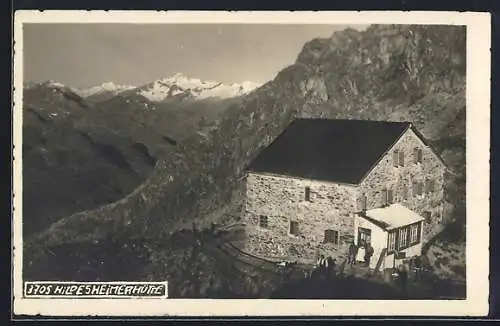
top-left (42, 80), bottom-right (66, 89)
top-left (137, 73), bottom-right (261, 102)
top-left (76, 82), bottom-right (136, 97)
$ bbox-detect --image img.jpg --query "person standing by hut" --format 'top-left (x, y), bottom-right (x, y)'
top-left (347, 241), bottom-right (357, 266)
top-left (357, 241), bottom-right (366, 265)
top-left (364, 242), bottom-right (374, 268)
top-left (326, 257), bottom-right (336, 279)
top-left (398, 263), bottom-right (409, 296)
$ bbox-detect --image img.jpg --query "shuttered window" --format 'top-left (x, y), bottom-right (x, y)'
top-left (387, 189), bottom-right (394, 204)
top-left (402, 184), bottom-right (408, 200)
top-left (305, 187), bottom-right (311, 202)
top-left (393, 151), bottom-right (399, 167)
top-left (289, 221), bottom-right (299, 235)
top-left (413, 181), bottom-right (423, 197)
top-left (425, 179), bottom-right (435, 193)
top-left (324, 229), bottom-right (339, 244)
top-left (381, 188), bottom-right (393, 206)
top-left (380, 189), bottom-right (388, 206)
top-left (398, 150), bottom-right (405, 166)
top-left (359, 194), bottom-right (367, 211)
top-left (259, 215), bottom-right (268, 228)
top-left (414, 147), bottom-right (423, 163)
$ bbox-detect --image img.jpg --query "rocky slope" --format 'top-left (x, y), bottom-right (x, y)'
top-left (24, 25), bottom-right (466, 288)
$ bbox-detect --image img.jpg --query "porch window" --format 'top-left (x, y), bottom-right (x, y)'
top-left (289, 221), bottom-right (299, 236)
top-left (324, 229), bottom-right (339, 245)
top-left (388, 231), bottom-right (396, 253)
top-left (399, 227), bottom-right (409, 249)
top-left (410, 223), bottom-right (420, 244)
top-left (259, 215), bottom-right (268, 228)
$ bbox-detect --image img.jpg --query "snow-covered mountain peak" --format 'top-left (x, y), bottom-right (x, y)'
top-left (138, 73), bottom-right (261, 102)
top-left (42, 80), bottom-right (66, 88)
top-left (75, 82), bottom-right (136, 98)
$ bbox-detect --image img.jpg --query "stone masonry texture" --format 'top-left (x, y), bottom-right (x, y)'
top-left (243, 127), bottom-right (448, 262)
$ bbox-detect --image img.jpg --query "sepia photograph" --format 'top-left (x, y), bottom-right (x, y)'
top-left (12, 11), bottom-right (490, 317)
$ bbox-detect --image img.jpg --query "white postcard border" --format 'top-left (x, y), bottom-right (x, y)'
top-left (12, 10), bottom-right (491, 317)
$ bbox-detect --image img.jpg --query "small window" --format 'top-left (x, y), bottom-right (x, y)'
top-left (380, 189), bottom-right (388, 206)
top-left (402, 184), bottom-right (408, 200)
top-left (358, 193), bottom-right (367, 211)
top-left (423, 211), bottom-right (432, 224)
top-left (388, 231), bottom-right (396, 252)
top-left (289, 221), bottom-right (299, 235)
top-left (305, 187), bottom-right (311, 202)
top-left (381, 188), bottom-right (393, 206)
top-left (259, 215), bottom-right (268, 228)
top-left (398, 151), bottom-right (405, 166)
top-left (413, 181), bottom-right (423, 197)
top-left (324, 229), bottom-right (339, 244)
top-left (387, 189), bottom-right (394, 204)
top-left (425, 179), bottom-right (435, 193)
top-left (414, 147), bottom-right (423, 164)
top-left (393, 151), bottom-right (399, 167)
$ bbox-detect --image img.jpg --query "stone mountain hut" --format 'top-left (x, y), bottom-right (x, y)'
top-left (242, 118), bottom-right (450, 271)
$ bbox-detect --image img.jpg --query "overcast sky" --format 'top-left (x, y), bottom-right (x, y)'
top-left (23, 23), bottom-right (368, 88)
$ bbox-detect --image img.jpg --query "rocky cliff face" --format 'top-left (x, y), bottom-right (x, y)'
top-left (24, 25), bottom-right (466, 281)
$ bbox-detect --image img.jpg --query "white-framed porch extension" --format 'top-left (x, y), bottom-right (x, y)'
top-left (354, 203), bottom-right (425, 271)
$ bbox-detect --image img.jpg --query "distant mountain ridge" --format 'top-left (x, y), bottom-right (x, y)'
top-left (74, 82), bottom-right (136, 99)
top-left (134, 73), bottom-right (261, 102)
top-left (28, 73), bottom-right (261, 104)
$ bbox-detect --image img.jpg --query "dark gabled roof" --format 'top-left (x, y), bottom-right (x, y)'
top-left (247, 118), bottom-right (412, 184)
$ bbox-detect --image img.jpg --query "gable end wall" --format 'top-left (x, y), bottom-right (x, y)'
top-left (356, 128), bottom-right (448, 242)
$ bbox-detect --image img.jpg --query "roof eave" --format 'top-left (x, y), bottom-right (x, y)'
top-left (246, 170), bottom-right (360, 187)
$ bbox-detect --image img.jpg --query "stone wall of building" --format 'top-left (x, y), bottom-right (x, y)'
top-left (243, 172), bottom-right (357, 262)
top-left (356, 128), bottom-right (448, 243)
